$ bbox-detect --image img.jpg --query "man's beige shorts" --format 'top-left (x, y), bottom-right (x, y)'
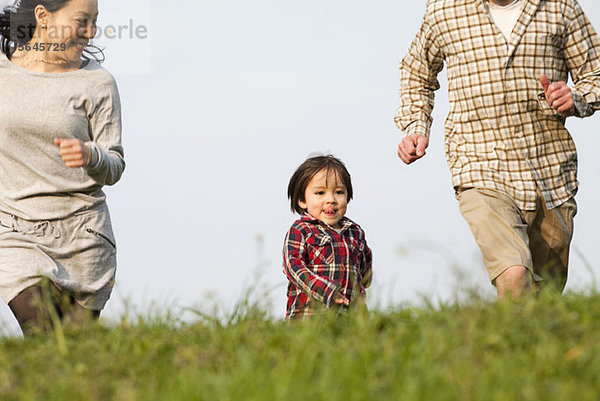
top-left (458, 188), bottom-right (577, 290)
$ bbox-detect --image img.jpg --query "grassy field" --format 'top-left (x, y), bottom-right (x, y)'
top-left (0, 290), bottom-right (598, 401)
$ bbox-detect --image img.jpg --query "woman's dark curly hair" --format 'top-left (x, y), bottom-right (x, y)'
top-left (0, 0), bottom-right (104, 62)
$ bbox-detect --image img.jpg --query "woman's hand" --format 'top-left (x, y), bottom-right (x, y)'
top-left (54, 138), bottom-right (91, 168)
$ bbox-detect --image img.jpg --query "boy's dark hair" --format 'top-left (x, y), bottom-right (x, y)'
top-left (287, 155), bottom-right (353, 214)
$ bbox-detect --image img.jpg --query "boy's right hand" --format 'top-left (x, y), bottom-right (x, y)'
top-left (397, 134), bottom-right (429, 164)
top-left (333, 293), bottom-right (350, 306)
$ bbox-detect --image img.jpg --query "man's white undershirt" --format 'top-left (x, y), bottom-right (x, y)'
top-left (488, 0), bottom-right (525, 41)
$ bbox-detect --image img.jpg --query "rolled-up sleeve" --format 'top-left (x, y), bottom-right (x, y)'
top-left (565, 0), bottom-right (600, 118)
top-left (395, 8), bottom-right (445, 139)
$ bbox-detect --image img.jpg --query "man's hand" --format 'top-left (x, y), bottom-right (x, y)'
top-left (540, 74), bottom-right (575, 117)
top-left (397, 134), bottom-right (429, 164)
top-left (54, 138), bottom-right (91, 168)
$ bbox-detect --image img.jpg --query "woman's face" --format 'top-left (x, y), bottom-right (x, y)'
top-left (43, 0), bottom-right (98, 60)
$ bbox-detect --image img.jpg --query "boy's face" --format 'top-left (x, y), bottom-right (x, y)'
top-left (298, 169), bottom-right (348, 229)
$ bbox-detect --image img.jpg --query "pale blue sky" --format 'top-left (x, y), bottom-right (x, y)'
top-left (1, 0), bottom-right (599, 332)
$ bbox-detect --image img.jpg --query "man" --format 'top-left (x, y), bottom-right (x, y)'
top-left (395, 0), bottom-right (600, 297)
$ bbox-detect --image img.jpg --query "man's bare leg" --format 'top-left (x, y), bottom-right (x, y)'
top-left (496, 265), bottom-right (532, 299)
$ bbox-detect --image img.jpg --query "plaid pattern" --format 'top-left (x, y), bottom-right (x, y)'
top-left (282, 214), bottom-right (373, 319)
top-left (395, 0), bottom-right (600, 210)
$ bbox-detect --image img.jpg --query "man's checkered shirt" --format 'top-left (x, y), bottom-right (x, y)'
top-left (395, 0), bottom-right (600, 210)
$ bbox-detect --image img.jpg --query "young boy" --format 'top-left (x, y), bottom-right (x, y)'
top-left (283, 155), bottom-right (372, 319)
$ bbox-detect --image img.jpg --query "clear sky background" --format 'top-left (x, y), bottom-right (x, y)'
top-left (0, 0), bottom-right (599, 333)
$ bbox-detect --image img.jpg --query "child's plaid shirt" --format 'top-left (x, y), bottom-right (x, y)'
top-left (282, 213), bottom-right (373, 319)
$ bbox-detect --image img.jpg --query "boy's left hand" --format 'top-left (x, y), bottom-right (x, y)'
top-left (334, 294), bottom-right (349, 306)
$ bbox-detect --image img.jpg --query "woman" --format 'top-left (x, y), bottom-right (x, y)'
top-left (0, 0), bottom-right (125, 335)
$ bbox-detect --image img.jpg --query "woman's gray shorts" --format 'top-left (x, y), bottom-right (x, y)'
top-left (0, 203), bottom-right (117, 310)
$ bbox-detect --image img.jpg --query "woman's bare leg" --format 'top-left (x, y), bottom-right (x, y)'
top-left (8, 284), bottom-right (99, 336)
top-left (8, 285), bottom-right (52, 335)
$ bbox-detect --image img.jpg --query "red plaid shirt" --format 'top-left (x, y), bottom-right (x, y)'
top-left (282, 213), bottom-right (373, 319)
